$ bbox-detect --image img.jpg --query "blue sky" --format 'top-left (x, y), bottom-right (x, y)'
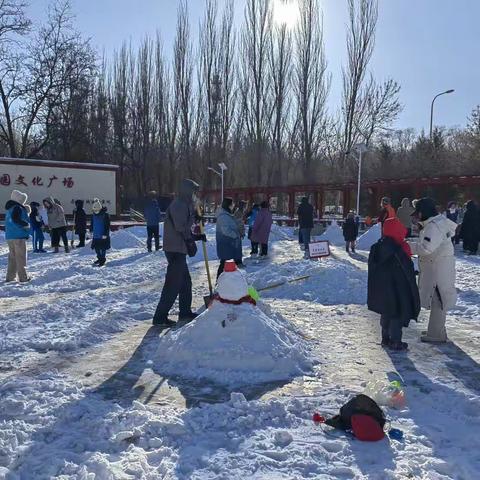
top-left (28, 0), bottom-right (480, 132)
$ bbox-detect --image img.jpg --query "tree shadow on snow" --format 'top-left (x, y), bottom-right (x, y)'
top-left (385, 348), bottom-right (480, 478)
top-left (8, 324), bottom-right (294, 477)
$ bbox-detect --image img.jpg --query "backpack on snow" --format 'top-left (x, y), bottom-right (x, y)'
top-left (325, 394), bottom-right (386, 441)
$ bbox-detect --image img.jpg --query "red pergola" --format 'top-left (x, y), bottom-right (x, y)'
top-left (201, 174), bottom-right (480, 217)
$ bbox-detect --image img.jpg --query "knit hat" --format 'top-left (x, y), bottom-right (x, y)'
top-left (92, 198), bottom-right (102, 214)
top-left (11, 190), bottom-right (28, 206)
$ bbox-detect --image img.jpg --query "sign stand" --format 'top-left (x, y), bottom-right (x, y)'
top-left (308, 240), bottom-right (331, 260)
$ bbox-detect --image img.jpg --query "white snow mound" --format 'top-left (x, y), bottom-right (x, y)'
top-left (357, 222), bottom-right (381, 250)
top-left (155, 302), bottom-right (313, 386)
top-left (110, 228), bottom-right (146, 249)
top-left (318, 221), bottom-right (344, 246)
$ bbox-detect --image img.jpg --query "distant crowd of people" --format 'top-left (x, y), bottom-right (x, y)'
top-left (4, 190), bottom-right (111, 283)
top-left (4, 182), bottom-right (478, 348)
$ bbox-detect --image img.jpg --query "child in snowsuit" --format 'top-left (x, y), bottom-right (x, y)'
top-left (29, 202), bottom-right (46, 252)
top-left (73, 200), bottom-right (87, 248)
top-left (343, 212), bottom-right (359, 253)
top-left (90, 198), bottom-right (111, 266)
top-left (368, 217), bottom-right (420, 351)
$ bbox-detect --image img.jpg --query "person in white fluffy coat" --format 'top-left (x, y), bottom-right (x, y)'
top-left (408, 198), bottom-right (457, 343)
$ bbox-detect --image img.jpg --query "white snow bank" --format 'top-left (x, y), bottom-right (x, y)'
top-left (318, 221), bottom-right (344, 246)
top-left (155, 301), bottom-right (313, 386)
top-left (357, 223), bottom-right (381, 250)
top-left (110, 228), bottom-right (146, 249)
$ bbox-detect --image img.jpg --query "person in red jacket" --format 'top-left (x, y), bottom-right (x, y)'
top-left (378, 197), bottom-right (396, 230)
top-left (368, 216), bottom-right (420, 351)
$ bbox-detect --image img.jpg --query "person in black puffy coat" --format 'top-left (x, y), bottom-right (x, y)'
top-left (73, 200), bottom-right (87, 248)
top-left (459, 200), bottom-right (480, 254)
top-left (343, 212), bottom-right (359, 253)
top-left (368, 218), bottom-right (420, 351)
top-left (297, 197), bottom-right (314, 252)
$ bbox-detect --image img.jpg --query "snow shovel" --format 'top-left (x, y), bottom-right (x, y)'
top-left (197, 206), bottom-right (214, 307)
top-left (257, 274), bottom-right (311, 293)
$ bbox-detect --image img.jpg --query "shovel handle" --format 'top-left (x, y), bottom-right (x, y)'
top-left (196, 205), bottom-right (214, 296)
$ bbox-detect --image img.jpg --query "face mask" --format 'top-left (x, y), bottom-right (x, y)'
top-left (450, 208), bottom-right (456, 213)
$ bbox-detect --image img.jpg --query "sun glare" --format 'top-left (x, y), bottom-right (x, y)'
top-left (272, 0), bottom-right (300, 29)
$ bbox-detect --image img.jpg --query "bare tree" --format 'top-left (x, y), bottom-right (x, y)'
top-left (294, 0), bottom-right (330, 180)
top-left (0, 0), bottom-right (95, 158)
top-left (0, 0), bottom-right (30, 43)
top-left (268, 22), bottom-right (292, 185)
top-left (199, 0), bottom-right (219, 180)
top-left (239, 0), bottom-right (272, 184)
top-left (341, 0), bottom-right (378, 157)
top-left (173, 0), bottom-right (195, 178)
top-left (355, 77), bottom-right (402, 145)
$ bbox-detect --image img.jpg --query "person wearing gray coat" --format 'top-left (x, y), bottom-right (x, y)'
top-left (153, 179), bottom-right (205, 327)
top-left (397, 198), bottom-right (414, 237)
top-left (43, 197), bottom-right (69, 253)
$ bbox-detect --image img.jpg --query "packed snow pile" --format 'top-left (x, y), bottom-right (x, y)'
top-left (110, 227), bottom-right (147, 249)
top-left (155, 261), bottom-right (313, 385)
top-left (357, 223), bottom-right (381, 250)
top-left (318, 221), bottom-right (344, 246)
top-left (155, 302), bottom-right (313, 385)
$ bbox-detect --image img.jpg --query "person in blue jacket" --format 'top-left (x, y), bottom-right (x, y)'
top-left (216, 197), bottom-right (242, 277)
top-left (246, 203), bottom-right (260, 255)
top-left (29, 201), bottom-right (46, 253)
top-left (5, 190), bottom-right (31, 282)
top-left (144, 190), bottom-right (161, 252)
top-left (90, 198), bottom-right (111, 267)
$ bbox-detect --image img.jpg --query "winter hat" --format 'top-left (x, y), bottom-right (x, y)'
top-left (92, 198), bottom-right (103, 214)
top-left (381, 197), bottom-right (391, 206)
top-left (224, 260), bottom-right (237, 272)
top-left (383, 217), bottom-right (412, 257)
top-left (75, 199), bottom-right (84, 208)
top-left (413, 197), bottom-right (437, 221)
top-left (222, 197), bottom-right (234, 212)
top-left (29, 201), bottom-right (40, 208)
top-left (11, 190), bottom-right (28, 206)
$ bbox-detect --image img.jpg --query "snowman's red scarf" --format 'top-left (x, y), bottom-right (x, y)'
top-left (212, 293), bottom-right (257, 306)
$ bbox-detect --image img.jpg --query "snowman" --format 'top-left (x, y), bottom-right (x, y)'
top-left (212, 260), bottom-right (257, 326)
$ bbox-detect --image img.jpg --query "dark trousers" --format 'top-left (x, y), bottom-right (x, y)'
top-left (32, 228), bottom-right (44, 251)
top-left (77, 230), bottom-right (86, 247)
top-left (346, 241), bottom-right (356, 252)
top-left (248, 227), bottom-right (258, 254)
top-left (51, 227), bottom-right (68, 248)
top-left (300, 228), bottom-right (311, 250)
top-left (217, 258), bottom-right (243, 279)
top-left (260, 243), bottom-right (268, 256)
top-left (95, 246), bottom-right (106, 261)
top-left (154, 252), bottom-right (192, 321)
top-left (380, 315), bottom-right (403, 343)
top-left (147, 225), bottom-right (160, 251)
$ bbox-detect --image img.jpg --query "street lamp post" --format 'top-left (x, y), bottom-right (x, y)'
top-left (430, 89), bottom-right (454, 139)
top-left (350, 143), bottom-right (368, 216)
top-left (208, 162), bottom-right (228, 202)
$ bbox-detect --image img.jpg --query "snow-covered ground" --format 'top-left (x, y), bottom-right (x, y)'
top-left (1, 225), bottom-right (479, 479)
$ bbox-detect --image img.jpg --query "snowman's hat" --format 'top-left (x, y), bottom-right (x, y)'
top-left (224, 260), bottom-right (237, 272)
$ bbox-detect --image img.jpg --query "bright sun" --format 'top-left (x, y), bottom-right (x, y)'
top-left (272, 0), bottom-right (300, 29)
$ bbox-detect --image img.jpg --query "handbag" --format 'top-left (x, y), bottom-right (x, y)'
top-left (185, 237), bottom-right (198, 257)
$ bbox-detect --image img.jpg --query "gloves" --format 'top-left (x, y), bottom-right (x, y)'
top-left (193, 233), bottom-right (207, 242)
top-left (102, 235), bottom-right (107, 240)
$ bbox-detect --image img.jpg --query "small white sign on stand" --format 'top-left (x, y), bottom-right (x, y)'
top-left (308, 241), bottom-right (331, 259)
